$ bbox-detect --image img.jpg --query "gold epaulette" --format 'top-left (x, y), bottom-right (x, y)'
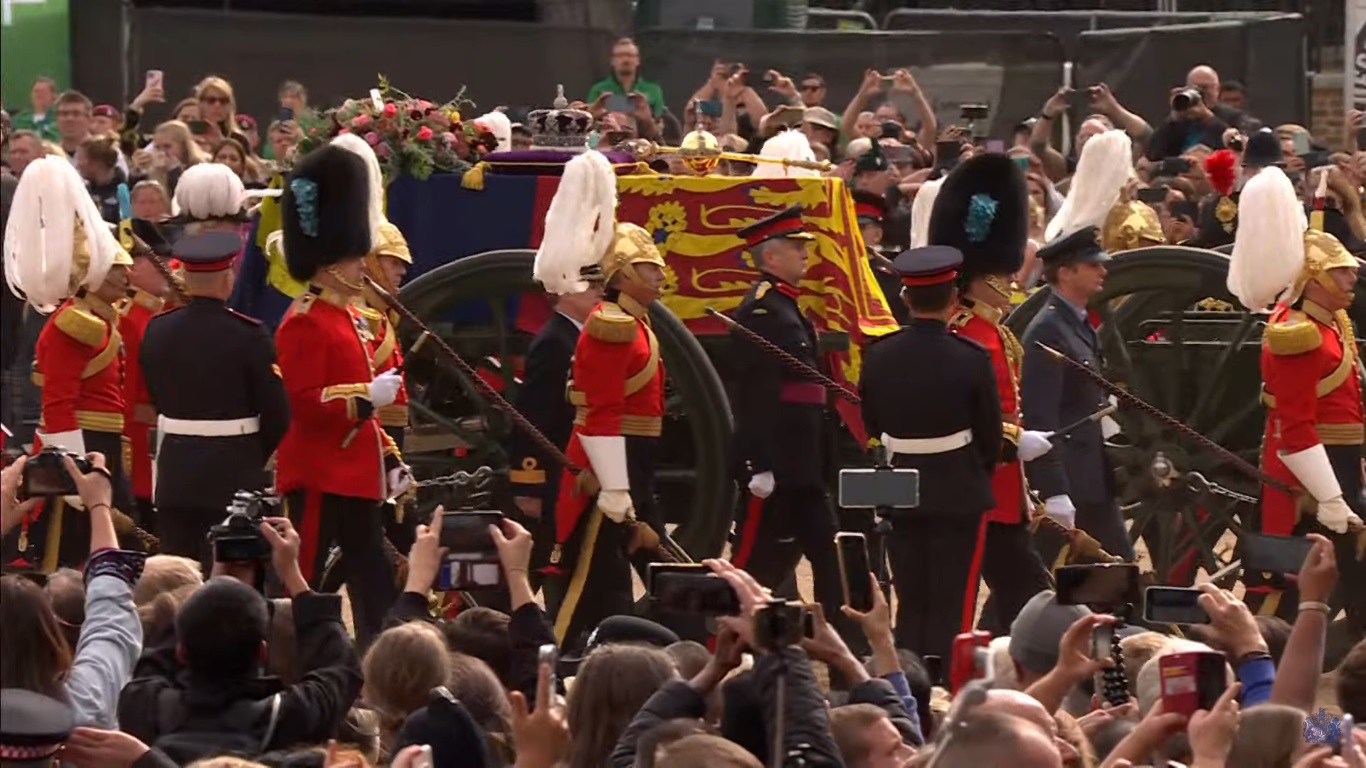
top-left (1002, 422), bottom-right (1021, 445)
top-left (948, 308), bottom-right (973, 330)
top-left (1264, 311), bottom-right (1323, 356)
top-left (585, 304), bottom-right (638, 343)
top-left (381, 429), bottom-right (403, 462)
top-left (755, 281), bottom-right (772, 301)
top-left (292, 293), bottom-right (317, 315)
top-left (53, 304), bottom-right (106, 347)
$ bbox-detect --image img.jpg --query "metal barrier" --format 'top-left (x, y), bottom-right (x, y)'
top-left (806, 8), bottom-right (878, 30)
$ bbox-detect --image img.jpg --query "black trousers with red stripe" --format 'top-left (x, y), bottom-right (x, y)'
top-left (731, 484), bottom-right (854, 645)
top-left (887, 510), bottom-right (988, 661)
top-left (286, 490), bottom-right (396, 649)
top-left (977, 521), bottom-right (1054, 636)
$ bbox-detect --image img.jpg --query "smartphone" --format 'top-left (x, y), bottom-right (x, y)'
top-left (1300, 150), bottom-right (1331, 170)
top-left (1168, 199), bottom-right (1200, 222)
top-left (922, 654), bottom-right (944, 687)
top-left (1054, 563), bottom-right (1142, 608)
top-left (1292, 131), bottom-right (1311, 156)
top-left (276, 107), bottom-right (295, 123)
top-left (959, 103), bottom-right (990, 121)
top-left (1090, 623), bottom-right (1114, 661)
top-left (1237, 531), bottom-right (1315, 574)
top-left (697, 99), bottom-right (723, 118)
top-left (1158, 157), bottom-right (1191, 176)
top-left (439, 511), bottom-right (502, 552)
top-left (838, 467), bottom-right (919, 509)
top-left (411, 744), bottom-right (434, 768)
top-left (935, 139), bottom-right (965, 172)
top-left (605, 94), bottom-right (633, 114)
top-left (982, 139), bottom-right (1005, 154)
top-left (949, 631), bottom-right (992, 694)
top-left (1143, 586), bottom-right (1210, 625)
top-left (187, 120), bottom-right (211, 136)
top-left (1335, 713), bottom-right (1355, 756)
top-left (1136, 186), bottom-right (1168, 205)
top-left (538, 643), bottom-right (559, 698)
top-left (145, 69), bottom-right (164, 90)
top-left (885, 145), bottom-right (913, 163)
top-left (647, 563), bottom-right (741, 615)
top-left (1159, 650), bottom-right (1227, 716)
top-left (436, 511), bottom-right (504, 591)
top-left (1066, 88), bottom-right (1092, 108)
top-left (1012, 155), bottom-right (1031, 170)
top-left (835, 532), bottom-right (874, 612)
top-left (881, 121), bottom-right (903, 140)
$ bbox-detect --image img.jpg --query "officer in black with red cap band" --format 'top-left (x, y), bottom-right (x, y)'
top-left (854, 190), bottom-right (907, 325)
top-left (725, 204), bottom-right (850, 641)
top-left (859, 244), bottom-right (1001, 660)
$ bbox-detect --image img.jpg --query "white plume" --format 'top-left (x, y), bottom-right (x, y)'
top-left (477, 111), bottom-right (513, 153)
top-left (1228, 166), bottom-right (1307, 310)
top-left (910, 176), bottom-right (945, 248)
top-left (1045, 129), bottom-right (1135, 242)
top-left (172, 162), bottom-right (255, 221)
top-left (752, 130), bottom-right (820, 179)
top-left (4, 157), bottom-right (113, 312)
top-left (533, 150), bottom-right (617, 295)
top-left (330, 132), bottom-right (385, 244)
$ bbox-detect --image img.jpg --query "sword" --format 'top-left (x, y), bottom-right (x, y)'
top-left (1045, 403), bottom-right (1118, 442)
top-left (1034, 342), bottom-right (1295, 496)
top-left (704, 306), bottom-right (861, 404)
top-left (364, 276), bottom-right (691, 564)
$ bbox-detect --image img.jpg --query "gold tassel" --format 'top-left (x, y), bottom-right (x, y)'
top-left (462, 162), bottom-right (488, 191)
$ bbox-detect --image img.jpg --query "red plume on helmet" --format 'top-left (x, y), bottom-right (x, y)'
top-left (1204, 149), bottom-right (1237, 197)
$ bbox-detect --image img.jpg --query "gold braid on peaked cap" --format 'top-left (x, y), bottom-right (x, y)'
top-left (362, 220), bottom-right (412, 311)
top-left (599, 222), bottom-right (666, 290)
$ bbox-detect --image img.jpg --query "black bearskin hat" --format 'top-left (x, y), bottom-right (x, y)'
top-left (281, 144), bottom-right (374, 281)
top-left (926, 153), bottom-right (1029, 278)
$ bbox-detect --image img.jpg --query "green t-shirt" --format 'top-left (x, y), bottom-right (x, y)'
top-left (10, 111), bottom-right (61, 143)
top-left (586, 76), bottom-right (666, 117)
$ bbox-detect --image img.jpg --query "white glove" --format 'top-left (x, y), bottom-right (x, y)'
top-left (386, 465), bottom-right (412, 501)
top-left (1043, 495), bottom-right (1076, 529)
top-left (597, 489), bottom-right (636, 524)
top-left (37, 430), bottom-right (86, 456)
top-left (369, 371), bottom-right (403, 408)
top-left (1316, 496), bottom-right (1361, 534)
top-left (1017, 430), bottom-right (1055, 462)
top-left (748, 471), bottom-right (775, 499)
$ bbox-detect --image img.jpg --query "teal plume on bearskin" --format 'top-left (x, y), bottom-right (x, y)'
top-left (281, 144), bottom-right (374, 281)
top-left (927, 153), bottom-right (1029, 278)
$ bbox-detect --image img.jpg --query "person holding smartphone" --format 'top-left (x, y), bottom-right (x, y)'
top-left (1227, 163), bottom-right (1366, 636)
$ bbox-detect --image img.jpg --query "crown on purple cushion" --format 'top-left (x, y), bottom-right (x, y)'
top-left (526, 108), bottom-right (594, 151)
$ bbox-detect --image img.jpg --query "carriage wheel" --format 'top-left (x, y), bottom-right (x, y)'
top-left (1006, 247), bottom-right (1263, 586)
top-left (393, 249), bottom-right (736, 559)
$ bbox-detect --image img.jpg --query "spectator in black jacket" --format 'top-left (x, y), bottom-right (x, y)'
top-left (116, 517), bottom-right (362, 762)
top-left (75, 134), bottom-right (127, 225)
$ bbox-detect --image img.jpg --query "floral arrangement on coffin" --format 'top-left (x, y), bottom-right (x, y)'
top-left (295, 76), bottom-right (500, 184)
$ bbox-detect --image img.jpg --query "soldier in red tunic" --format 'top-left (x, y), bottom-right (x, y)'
top-left (532, 150), bottom-right (670, 648)
top-left (1228, 165), bottom-right (1365, 636)
top-left (931, 155), bottom-right (1057, 635)
top-left (2, 156), bottom-right (136, 569)
top-left (274, 142), bottom-right (410, 646)
top-left (117, 220), bottom-right (171, 526)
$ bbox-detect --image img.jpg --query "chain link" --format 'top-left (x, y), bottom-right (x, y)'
top-left (1203, 482), bottom-right (1259, 505)
top-left (414, 465), bottom-right (499, 489)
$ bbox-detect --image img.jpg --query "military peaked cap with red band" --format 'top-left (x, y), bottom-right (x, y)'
top-left (893, 245), bottom-right (963, 287)
top-left (0, 688), bottom-right (74, 762)
top-left (173, 230), bottom-right (244, 273)
top-left (853, 191), bottom-right (888, 224)
top-left (738, 204), bottom-right (816, 248)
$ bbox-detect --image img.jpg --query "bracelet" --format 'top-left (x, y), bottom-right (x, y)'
top-left (1038, 111), bottom-right (1057, 121)
top-left (1299, 601), bottom-right (1333, 616)
top-left (506, 567), bottom-right (529, 576)
top-left (1233, 650), bottom-right (1272, 669)
top-left (88, 502), bottom-right (111, 515)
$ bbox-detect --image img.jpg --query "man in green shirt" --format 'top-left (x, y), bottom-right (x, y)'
top-left (586, 37), bottom-right (666, 118)
top-left (9, 76), bottom-right (61, 143)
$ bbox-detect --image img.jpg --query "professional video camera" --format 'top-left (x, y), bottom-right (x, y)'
top-left (208, 490), bottom-right (279, 563)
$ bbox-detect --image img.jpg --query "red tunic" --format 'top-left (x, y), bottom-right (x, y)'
top-left (553, 298), bottom-right (666, 545)
top-left (274, 286), bottom-right (388, 500)
top-left (34, 296), bottom-right (125, 438)
top-left (362, 306), bottom-right (409, 430)
top-left (120, 290), bottom-right (164, 500)
top-left (1259, 301), bottom-right (1363, 534)
top-left (951, 303), bottom-right (1026, 524)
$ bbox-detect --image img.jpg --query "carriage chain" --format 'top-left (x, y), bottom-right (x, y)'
top-left (1201, 482), bottom-right (1258, 505)
top-left (414, 465), bottom-right (500, 489)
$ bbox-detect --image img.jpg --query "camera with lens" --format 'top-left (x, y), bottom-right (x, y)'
top-left (20, 446), bottom-right (92, 498)
top-left (1171, 88), bottom-right (1203, 112)
top-left (753, 599), bottom-right (808, 652)
top-left (208, 490), bottom-right (278, 563)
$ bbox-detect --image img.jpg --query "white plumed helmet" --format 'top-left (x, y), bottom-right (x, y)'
top-left (1227, 165), bottom-right (1308, 311)
top-left (1045, 129), bottom-right (1135, 242)
top-left (533, 150), bottom-right (617, 295)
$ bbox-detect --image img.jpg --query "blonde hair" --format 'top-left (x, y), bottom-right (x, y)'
top-left (195, 76), bottom-right (239, 136)
top-left (134, 555), bottom-right (204, 605)
top-left (171, 97), bottom-right (200, 123)
top-left (362, 621), bottom-right (451, 721)
top-left (130, 180), bottom-right (171, 216)
top-left (42, 141), bottom-right (67, 158)
top-left (154, 120), bottom-right (210, 167)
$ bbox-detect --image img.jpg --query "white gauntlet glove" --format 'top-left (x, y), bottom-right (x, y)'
top-left (369, 371), bottom-right (403, 408)
top-left (597, 489), bottom-right (636, 524)
top-left (386, 465), bottom-right (413, 501)
top-left (1043, 495), bottom-right (1077, 529)
top-left (1016, 430), bottom-right (1055, 462)
top-left (748, 471), bottom-right (775, 499)
top-left (1316, 496), bottom-right (1362, 534)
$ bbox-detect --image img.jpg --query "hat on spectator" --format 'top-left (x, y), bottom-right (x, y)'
top-left (1009, 590), bottom-right (1091, 673)
top-left (753, 130), bottom-right (821, 179)
top-left (281, 144), bottom-right (375, 281)
top-left (1242, 128), bottom-right (1282, 169)
top-left (0, 689), bottom-right (74, 762)
top-left (558, 615), bottom-right (681, 675)
top-left (92, 104), bottom-right (119, 119)
top-left (392, 687), bottom-right (494, 768)
top-left (928, 153), bottom-right (1029, 285)
top-left (803, 106), bottom-right (839, 131)
top-left (4, 156), bottom-right (131, 313)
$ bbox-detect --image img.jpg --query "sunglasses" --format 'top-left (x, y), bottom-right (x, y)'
top-left (201, 95), bottom-right (230, 105)
top-left (801, 83), bottom-right (824, 92)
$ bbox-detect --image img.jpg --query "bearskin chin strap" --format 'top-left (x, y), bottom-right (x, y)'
top-left (324, 265), bottom-right (366, 294)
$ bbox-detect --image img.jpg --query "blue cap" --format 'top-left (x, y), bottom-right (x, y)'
top-left (1036, 225), bottom-right (1109, 266)
top-left (892, 244), bottom-right (964, 286)
top-left (173, 230), bottom-right (244, 272)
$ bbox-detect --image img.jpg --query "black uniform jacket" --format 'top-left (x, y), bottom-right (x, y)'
top-left (729, 274), bottom-right (826, 486)
top-left (1019, 290), bottom-right (1111, 504)
top-left (507, 311), bottom-right (580, 502)
top-left (140, 297), bottom-right (290, 510)
top-left (859, 318), bottom-right (1001, 516)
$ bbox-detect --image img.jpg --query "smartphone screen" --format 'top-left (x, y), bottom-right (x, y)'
top-left (1291, 131), bottom-right (1311, 156)
top-left (440, 511), bottom-right (502, 553)
top-left (605, 94), bottom-right (633, 114)
top-left (538, 643), bottom-right (559, 697)
top-left (145, 69), bottom-right (163, 90)
top-left (1158, 157), bottom-right (1191, 176)
top-left (982, 139), bottom-right (1006, 154)
top-left (835, 533), bottom-right (874, 612)
top-left (1090, 623), bottom-right (1114, 661)
top-left (1054, 563), bottom-right (1141, 608)
top-left (187, 120), bottom-right (211, 136)
top-left (697, 99), bottom-right (723, 118)
top-left (1136, 186), bottom-right (1168, 205)
top-left (1143, 586), bottom-right (1210, 625)
top-left (1237, 532), bottom-right (1314, 574)
top-left (276, 107), bottom-right (295, 123)
top-left (650, 570), bottom-right (741, 615)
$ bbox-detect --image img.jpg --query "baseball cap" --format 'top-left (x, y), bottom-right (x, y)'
top-left (803, 106), bottom-right (839, 131)
top-left (1008, 590), bottom-right (1091, 674)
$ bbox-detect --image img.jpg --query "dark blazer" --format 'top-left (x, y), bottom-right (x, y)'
top-left (140, 297), bottom-right (290, 511)
top-left (729, 275), bottom-right (827, 487)
top-left (507, 311), bottom-right (580, 503)
top-left (1019, 291), bottom-right (1111, 504)
top-left (859, 318), bottom-right (1001, 516)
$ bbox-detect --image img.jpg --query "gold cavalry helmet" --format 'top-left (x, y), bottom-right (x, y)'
top-left (600, 223), bottom-right (666, 287)
top-left (1297, 228), bottom-right (1358, 301)
top-left (363, 220), bottom-right (412, 306)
